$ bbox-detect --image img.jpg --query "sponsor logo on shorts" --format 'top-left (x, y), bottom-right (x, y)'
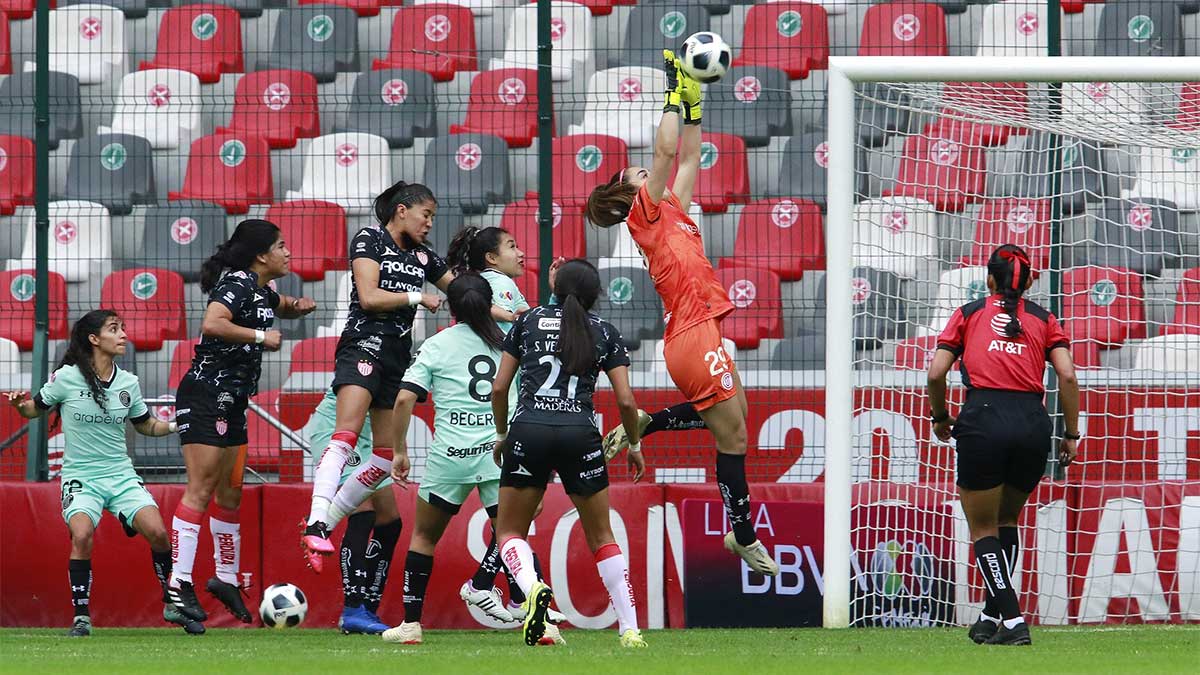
top-left (721, 371), bottom-right (734, 391)
top-left (446, 443), bottom-right (494, 458)
top-left (580, 466), bottom-right (605, 480)
top-left (583, 449), bottom-right (602, 462)
top-left (358, 360), bottom-right (374, 377)
top-left (215, 418), bottom-right (227, 436)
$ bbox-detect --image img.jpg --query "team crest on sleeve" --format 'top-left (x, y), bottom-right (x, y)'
top-left (358, 360), bottom-right (374, 377)
top-left (416, 250), bottom-right (429, 266)
top-left (721, 372), bottom-right (734, 391)
top-left (215, 418), bottom-right (228, 437)
top-left (119, 390), bottom-right (131, 407)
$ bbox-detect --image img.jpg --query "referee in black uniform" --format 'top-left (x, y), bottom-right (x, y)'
top-left (927, 244), bottom-right (1080, 646)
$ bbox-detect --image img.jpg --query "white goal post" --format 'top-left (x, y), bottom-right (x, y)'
top-left (823, 57), bottom-right (1200, 629)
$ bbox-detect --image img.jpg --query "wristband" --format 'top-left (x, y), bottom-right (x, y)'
top-left (629, 441), bottom-right (642, 454)
top-left (168, 422), bottom-right (178, 434)
top-left (407, 291), bottom-right (423, 307)
top-left (930, 410), bottom-right (949, 424)
top-left (254, 329), bottom-right (266, 344)
top-left (1063, 431), bottom-right (1081, 440)
top-left (495, 431), bottom-right (507, 443)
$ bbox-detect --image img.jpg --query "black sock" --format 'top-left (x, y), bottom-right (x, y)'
top-left (532, 552), bottom-right (545, 581)
top-left (69, 559), bottom-right (92, 618)
top-left (402, 551), bottom-right (433, 623)
top-left (644, 403), bottom-right (706, 436)
top-left (341, 511), bottom-right (376, 609)
top-left (504, 565), bottom-right (526, 605)
top-left (716, 453), bottom-right (756, 546)
top-left (151, 550), bottom-right (172, 604)
top-left (364, 517), bottom-right (402, 614)
top-left (983, 526), bottom-right (1020, 619)
top-left (472, 534), bottom-right (504, 592)
top-left (974, 536), bottom-right (1022, 623)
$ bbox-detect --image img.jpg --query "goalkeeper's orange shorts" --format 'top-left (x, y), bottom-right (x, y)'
top-left (663, 318), bottom-right (738, 412)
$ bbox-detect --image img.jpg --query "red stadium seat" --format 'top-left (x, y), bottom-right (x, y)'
top-left (1062, 0), bottom-right (1104, 15)
top-left (672, 132), bottom-right (750, 213)
top-left (372, 4), bottom-right (477, 81)
top-left (526, 134), bottom-right (629, 206)
top-left (721, 198), bottom-right (823, 282)
top-left (960, 198), bottom-right (1051, 271)
top-left (0, 134), bottom-right (33, 215)
top-left (575, 0), bottom-right (613, 16)
top-left (167, 339), bottom-right (198, 389)
top-left (858, 2), bottom-right (948, 56)
top-left (299, 0), bottom-right (380, 17)
top-left (1061, 266), bottom-right (1146, 349)
top-left (1161, 268), bottom-right (1200, 336)
top-left (264, 200), bottom-right (348, 282)
top-left (0, 0), bottom-right (49, 21)
top-left (926, 82), bottom-right (1028, 146)
top-left (138, 4), bottom-right (244, 84)
top-left (216, 70), bottom-right (320, 150)
top-left (0, 270), bottom-right (68, 350)
top-left (894, 335), bottom-right (939, 370)
top-left (246, 389), bottom-right (282, 471)
top-left (883, 130), bottom-right (986, 212)
top-left (100, 268), bottom-right (187, 352)
top-left (715, 265), bottom-right (783, 350)
top-left (1167, 82), bottom-right (1200, 131)
top-left (169, 133), bottom-right (273, 214)
top-left (514, 267), bottom-right (539, 307)
top-left (1, 11), bottom-right (11, 75)
top-left (449, 68), bottom-right (542, 148)
top-left (498, 198), bottom-right (587, 273)
top-left (734, 2), bottom-right (828, 80)
top-left (289, 336), bottom-right (339, 375)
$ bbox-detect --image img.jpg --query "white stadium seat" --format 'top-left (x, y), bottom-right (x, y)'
top-left (1124, 146), bottom-right (1200, 212)
top-left (8, 200), bottom-right (112, 283)
top-left (976, 1), bottom-right (1049, 57)
top-left (851, 197), bottom-right (937, 280)
top-left (921, 267), bottom-right (989, 335)
top-left (98, 69), bottom-right (202, 150)
top-left (286, 133), bottom-right (393, 215)
top-left (26, 4), bottom-right (127, 85)
top-left (568, 67), bottom-right (666, 148)
top-left (1133, 334), bottom-right (1200, 371)
top-left (489, 1), bottom-right (593, 81)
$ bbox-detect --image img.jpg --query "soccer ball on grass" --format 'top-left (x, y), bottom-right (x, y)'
top-left (260, 582), bottom-right (308, 628)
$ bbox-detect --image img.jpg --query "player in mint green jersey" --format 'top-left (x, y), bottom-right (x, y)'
top-left (8, 310), bottom-right (202, 636)
top-left (446, 225), bottom-right (531, 333)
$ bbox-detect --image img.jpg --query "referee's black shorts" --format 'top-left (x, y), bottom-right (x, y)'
top-left (952, 389), bottom-right (1052, 493)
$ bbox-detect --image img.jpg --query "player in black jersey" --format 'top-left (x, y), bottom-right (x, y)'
top-left (491, 259), bottom-right (648, 648)
top-left (303, 181), bottom-right (453, 576)
top-left (169, 219), bottom-right (315, 624)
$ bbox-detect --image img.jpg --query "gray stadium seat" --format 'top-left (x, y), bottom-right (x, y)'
top-left (774, 131), bottom-right (867, 210)
top-left (1095, 1), bottom-right (1183, 57)
top-left (769, 331), bottom-right (825, 370)
top-left (1090, 198), bottom-right (1182, 277)
top-left (178, 0), bottom-right (264, 18)
top-left (422, 133), bottom-right (510, 215)
top-left (256, 5), bottom-right (360, 83)
top-left (613, 4), bottom-right (711, 69)
top-left (427, 205), bottom-right (467, 255)
top-left (595, 265), bottom-right (664, 351)
top-left (271, 273), bottom-right (309, 339)
top-left (60, 0), bottom-right (149, 18)
top-left (61, 133), bottom-right (157, 215)
top-left (0, 71), bottom-right (83, 150)
top-left (136, 201), bottom-right (229, 282)
top-left (1013, 133), bottom-right (1104, 215)
top-left (856, 83), bottom-right (911, 148)
top-left (337, 69), bottom-right (436, 149)
top-left (705, 66), bottom-right (792, 147)
top-left (818, 266), bottom-right (906, 350)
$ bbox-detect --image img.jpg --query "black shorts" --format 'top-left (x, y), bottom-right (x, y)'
top-left (176, 375), bottom-right (249, 447)
top-left (500, 422), bottom-right (608, 497)
top-left (952, 389), bottom-right (1052, 493)
top-left (331, 333), bottom-right (413, 409)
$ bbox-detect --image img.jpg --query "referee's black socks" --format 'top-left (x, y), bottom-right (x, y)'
top-left (974, 536), bottom-right (1023, 626)
top-left (716, 453), bottom-right (756, 547)
top-left (982, 526), bottom-right (1021, 621)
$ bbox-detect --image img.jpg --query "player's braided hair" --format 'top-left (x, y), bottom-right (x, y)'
top-left (554, 259), bottom-right (601, 376)
top-left (585, 169), bottom-right (638, 228)
top-left (199, 219), bottom-right (280, 293)
top-left (60, 309), bottom-right (120, 407)
top-left (988, 244), bottom-right (1032, 339)
top-left (447, 272), bottom-right (504, 351)
top-left (447, 226), bottom-right (508, 274)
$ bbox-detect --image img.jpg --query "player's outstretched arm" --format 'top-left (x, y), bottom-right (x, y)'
top-left (390, 389), bottom-right (418, 485)
top-left (672, 69), bottom-right (703, 208)
top-left (647, 50), bottom-right (685, 206)
top-left (7, 392), bottom-right (42, 419)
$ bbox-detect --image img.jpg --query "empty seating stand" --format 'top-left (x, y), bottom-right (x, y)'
top-left (265, 200), bottom-right (349, 282)
top-left (169, 133), bottom-right (273, 213)
top-left (99, 268), bottom-right (188, 351)
top-left (722, 198), bottom-right (824, 282)
top-left (136, 201), bottom-right (229, 281)
top-left (735, 1), bottom-right (829, 80)
top-left (217, 70), bottom-right (320, 150)
top-left (373, 4), bottom-right (477, 81)
top-left (449, 68), bottom-right (542, 148)
top-left (139, 4), bottom-right (244, 84)
top-left (0, 270), bottom-right (69, 349)
top-left (99, 69), bottom-right (202, 151)
top-left (257, 5), bottom-right (360, 84)
top-left (61, 133), bottom-right (156, 215)
top-left (0, 134), bottom-right (33, 215)
top-left (337, 69), bottom-right (437, 149)
top-left (422, 133), bottom-right (510, 215)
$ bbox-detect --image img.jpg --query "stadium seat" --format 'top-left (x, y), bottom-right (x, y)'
top-left (0, 270), bottom-right (69, 349)
top-left (61, 133), bottom-right (156, 215)
top-left (99, 268), bottom-right (187, 351)
top-left (1013, 133), bottom-right (1104, 215)
top-left (923, 266), bottom-right (989, 335)
top-left (1061, 0), bottom-right (1103, 15)
top-left (264, 200), bottom-right (349, 282)
top-left (412, 0), bottom-right (496, 15)
top-left (256, 5), bottom-right (360, 84)
top-left (0, 11), bottom-right (10, 75)
top-left (0, 134), bottom-right (33, 215)
top-left (894, 334), bottom-right (940, 370)
top-left (1091, 197), bottom-right (1181, 277)
top-left (858, 2), bottom-right (948, 56)
top-left (449, 68), bottom-right (541, 148)
top-left (976, 0), bottom-right (1048, 57)
top-left (721, 198), bottom-right (824, 282)
top-left (774, 132), bottom-right (838, 209)
top-left (34, 4), bottom-right (126, 85)
top-left (299, 0), bottom-right (378, 17)
top-left (337, 69), bottom-right (437, 149)
top-left (960, 197), bottom-right (1051, 271)
top-left (0, 71), bottom-right (83, 150)
top-left (734, 2), bottom-right (828, 80)
top-left (372, 4), bottom-right (477, 81)
top-left (289, 336), bottom-right (338, 375)
top-left (169, 133), bottom-right (273, 214)
top-left (1167, 82), bottom-right (1200, 130)
top-left (246, 388), bottom-right (282, 472)
top-left (856, 83), bottom-right (911, 148)
top-left (422, 133), bottom-right (510, 215)
top-left (490, 1), bottom-right (593, 81)
top-left (0, 0), bottom-right (36, 21)
top-left (714, 265), bottom-right (783, 350)
top-left (817, 266), bottom-right (907, 349)
top-left (704, 66), bottom-right (793, 148)
top-left (167, 338), bottom-right (198, 390)
top-left (216, 70), bottom-right (319, 150)
top-left (769, 332), bottom-right (825, 369)
top-left (595, 264), bottom-right (663, 350)
top-left (1061, 265), bottom-right (1146, 348)
top-left (1063, 81), bottom-right (1146, 130)
top-left (137, 201), bottom-right (228, 281)
top-left (883, 130), bottom-right (987, 212)
top-left (1094, 1), bottom-right (1182, 57)
top-left (1133, 334), bottom-right (1200, 371)
top-left (932, 82), bottom-right (1027, 147)
top-left (497, 198), bottom-right (586, 273)
top-left (285, 132), bottom-right (391, 215)
top-left (1124, 146), bottom-right (1200, 212)
top-left (526, 134), bottom-right (629, 206)
top-left (139, 4), bottom-right (244, 84)
top-left (568, 67), bottom-right (664, 148)
top-left (613, 3), bottom-right (708, 70)
top-left (1161, 267), bottom-right (1200, 335)
top-left (9, 200), bottom-right (111, 283)
top-left (851, 197), bottom-right (937, 279)
top-left (188, 0), bottom-right (264, 18)
top-left (679, 132), bottom-right (748, 213)
top-left (98, 69), bottom-right (202, 150)
top-left (268, 272), bottom-right (308, 338)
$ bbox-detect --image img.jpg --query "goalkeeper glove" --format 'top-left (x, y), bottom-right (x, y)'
top-left (662, 49), bottom-right (683, 114)
top-left (679, 69), bottom-right (702, 125)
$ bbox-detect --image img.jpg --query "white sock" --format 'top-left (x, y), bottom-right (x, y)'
top-left (595, 543), bottom-right (638, 634)
top-left (309, 434), bottom-right (354, 525)
top-left (500, 537), bottom-right (539, 597)
top-left (980, 612), bottom-right (1000, 624)
top-left (1003, 616), bottom-right (1026, 629)
top-left (327, 452), bottom-right (391, 529)
top-left (209, 513), bottom-right (241, 586)
top-left (169, 504), bottom-right (203, 586)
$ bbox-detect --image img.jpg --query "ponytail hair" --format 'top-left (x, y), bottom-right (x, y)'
top-left (447, 272), bottom-right (504, 351)
top-left (987, 244), bottom-right (1032, 339)
top-left (373, 180), bottom-right (437, 227)
top-left (446, 226), bottom-right (508, 274)
top-left (60, 309), bottom-right (120, 407)
top-left (585, 169), bottom-right (638, 228)
top-left (199, 219), bottom-right (280, 293)
top-left (553, 259), bottom-right (601, 376)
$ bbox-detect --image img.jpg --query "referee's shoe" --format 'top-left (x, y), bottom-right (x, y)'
top-left (987, 622), bottom-right (1032, 646)
top-left (968, 616), bottom-right (999, 644)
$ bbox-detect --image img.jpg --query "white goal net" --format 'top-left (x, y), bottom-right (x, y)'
top-left (823, 57), bottom-right (1200, 629)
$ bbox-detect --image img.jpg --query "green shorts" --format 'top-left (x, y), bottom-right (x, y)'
top-left (60, 470), bottom-right (157, 528)
top-left (418, 479), bottom-right (499, 516)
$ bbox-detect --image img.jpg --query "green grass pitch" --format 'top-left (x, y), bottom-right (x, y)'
top-left (2, 625), bottom-right (1198, 674)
